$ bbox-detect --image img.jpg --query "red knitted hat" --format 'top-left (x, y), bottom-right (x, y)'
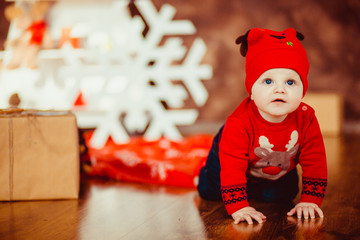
top-left (244, 28), bottom-right (309, 96)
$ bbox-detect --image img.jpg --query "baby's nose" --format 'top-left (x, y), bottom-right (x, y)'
top-left (274, 83), bottom-right (285, 93)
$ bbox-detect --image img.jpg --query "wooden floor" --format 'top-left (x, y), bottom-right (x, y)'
top-left (1, 134), bottom-right (360, 240)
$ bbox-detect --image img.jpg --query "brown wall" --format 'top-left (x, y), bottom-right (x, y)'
top-left (151, 0), bottom-right (360, 124)
top-left (0, 1), bottom-right (11, 50)
top-left (1, 0), bottom-right (359, 124)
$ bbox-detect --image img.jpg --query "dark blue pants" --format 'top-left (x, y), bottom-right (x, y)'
top-left (197, 127), bottom-right (299, 203)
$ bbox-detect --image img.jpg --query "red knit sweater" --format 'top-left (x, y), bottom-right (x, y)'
top-left (219, 97), bottom-right (327, 214)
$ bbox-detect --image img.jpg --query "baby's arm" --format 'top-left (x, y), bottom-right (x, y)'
top-left (287, 202), bottom-right (324, 219)
top-left (295, 110), bottom-right (327, 219)
top-left (232, 206), bottom-right (266, 224)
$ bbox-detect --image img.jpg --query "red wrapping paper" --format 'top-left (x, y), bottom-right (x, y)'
top-left (81, 131), bottom-right (213, 188)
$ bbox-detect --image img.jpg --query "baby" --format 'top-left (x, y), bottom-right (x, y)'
top-left (197, 28), bottom-right (327, 224)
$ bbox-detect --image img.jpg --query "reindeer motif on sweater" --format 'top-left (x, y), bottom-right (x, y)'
top-left (250, 130), bottom-right (299, 180)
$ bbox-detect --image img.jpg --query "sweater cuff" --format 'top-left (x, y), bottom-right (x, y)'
top-left (221, 184), bottom-right (249, 214)
top-left (300, 177), bottom-right (327, 207)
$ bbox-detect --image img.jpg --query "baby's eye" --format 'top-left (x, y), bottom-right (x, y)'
top-left (264, 79), bottom-right (272, 84)
top-left (286, 80), bottom-right (295, 86)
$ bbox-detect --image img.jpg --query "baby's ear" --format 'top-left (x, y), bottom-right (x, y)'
top-left (235, 30), bottom-right (250, 57)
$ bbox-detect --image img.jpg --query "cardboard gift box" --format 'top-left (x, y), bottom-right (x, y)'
top-left (0, 109), bottom-right (80, 201)
top-left (302, 92), bottom-right (343, 136)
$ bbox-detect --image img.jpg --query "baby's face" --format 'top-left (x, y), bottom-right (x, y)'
top-left (251, 68), bottom-right (303, 123)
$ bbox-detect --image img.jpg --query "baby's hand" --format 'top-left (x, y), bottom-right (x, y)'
top-left (287, 202), bottom-right (324, 219)
top-left (231, 206), bottom-right (266, 224)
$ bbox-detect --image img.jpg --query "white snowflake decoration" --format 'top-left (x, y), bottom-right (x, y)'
top-left (0, 0), bottom-right (212, 148)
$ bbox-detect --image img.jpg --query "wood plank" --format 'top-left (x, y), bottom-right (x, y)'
top-left (0, 135), bottom-right (360, 239)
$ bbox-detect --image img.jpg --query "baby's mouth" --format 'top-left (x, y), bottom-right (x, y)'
top-left (272, 98), bottom-right (286, 103)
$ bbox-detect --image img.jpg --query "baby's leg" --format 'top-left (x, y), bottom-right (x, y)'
top-left (197, 127), bottom-right (224, 201)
